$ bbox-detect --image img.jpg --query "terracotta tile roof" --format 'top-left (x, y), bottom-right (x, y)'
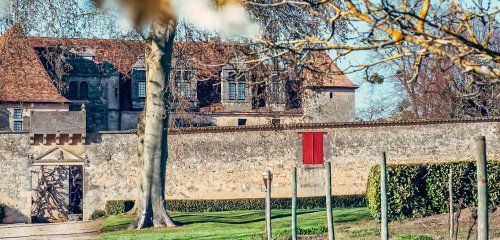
top-left (29, 36), bottom-right (355, 88)
top-left (301, 52), bottom-right (358, 88)
top-left (0, 25), bottom-right (69, 103)
top-left (28, 37), bottom-right (145, 75)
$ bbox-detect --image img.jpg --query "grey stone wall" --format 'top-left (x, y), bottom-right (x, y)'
top-left (0, 119), bottom-right (498, 222)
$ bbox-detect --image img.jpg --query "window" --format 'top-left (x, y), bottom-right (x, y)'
top-left (300, 132), bottom-right (326, 165)
top-left (183, 70), bottom-right (192, 81)
top-left (271, 118), bottom-right (280, 126)
top-left (13, 121), bottom-right (23, 132)
top-left (329, 92), bottom-right (333, 99)
top-left (181, 82), bottom-right (190, 98)
top-left (238, 119), bottom-right (247, 126)
top-left (80, 81), bottom-right (89, 100)
top-left (228, 82), bottom-right (236, 100)
top-left (68, 81), bottom-right (78, 99)
top-left (271, 82), bottom-right (280, 98)
top-left (138, 81), bottom-right (146, 98)
top-left (174, 70), bottom-right (182, 88)
top-left (13, 109), bottom-right (22, 120)
top-left (237, 83), bottom-right (246, 100)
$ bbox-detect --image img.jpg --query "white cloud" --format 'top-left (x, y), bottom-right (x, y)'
top-left (172, 0), bottom-right (261, 39)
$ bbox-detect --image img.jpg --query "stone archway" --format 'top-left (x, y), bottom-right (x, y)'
top-left (30, 147), bottom-right (86, 223)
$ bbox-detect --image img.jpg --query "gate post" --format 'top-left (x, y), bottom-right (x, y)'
top-left (476, 136), bottom-right (488, 240)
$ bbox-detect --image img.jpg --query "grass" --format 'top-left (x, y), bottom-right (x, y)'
top-left (97, 207), bottom-right (372, 240)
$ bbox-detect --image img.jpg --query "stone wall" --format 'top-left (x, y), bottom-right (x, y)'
top-left (0, 118), bottom-right (498, 222)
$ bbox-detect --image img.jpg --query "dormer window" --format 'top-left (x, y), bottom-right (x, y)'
top-left (173, 69), bottom-right (193, 99)
top-left (224, 68), bottom-right (247, 101)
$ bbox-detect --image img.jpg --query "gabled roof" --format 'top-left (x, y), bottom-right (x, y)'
top-left (301, 52), bottom-right (358, 88)
top-left (0, 25), bottom-right (69, 103)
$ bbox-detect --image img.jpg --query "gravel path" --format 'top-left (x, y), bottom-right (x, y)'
top-left (0, 220), bottom-right (103, 240)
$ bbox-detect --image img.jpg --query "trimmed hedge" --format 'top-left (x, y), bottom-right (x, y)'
top-left (366, 161), bottom-right (499, 220)
top-left (104, 195), bottom-right (365, 214)
top-left (105, 200), bottom-right (135, 215)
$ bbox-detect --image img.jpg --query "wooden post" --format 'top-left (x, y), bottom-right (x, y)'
top-left (292, 167), bottom-right (298, 240)
top-left (449, 167), bottom-right (454, 240)
top-left (264, 170), bottom-right (273, 240)
top-left (325, 162), bottom-right (334, 240)
top-left (380, 152), bottom-right (389, 240)
top-left (476, 136), bottom-right (488, 240)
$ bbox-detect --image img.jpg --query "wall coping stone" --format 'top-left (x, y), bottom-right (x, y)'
top-left (97, 116), bottom-right (499, 135)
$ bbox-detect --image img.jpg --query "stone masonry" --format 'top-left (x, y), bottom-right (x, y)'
top-left (0, 118), bottom-right (498, 222)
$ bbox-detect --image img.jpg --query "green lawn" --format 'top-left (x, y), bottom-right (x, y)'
top-left (97, 208), bottom-right (371, 240)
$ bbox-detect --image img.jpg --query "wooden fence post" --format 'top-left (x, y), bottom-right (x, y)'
top-left (325, 162), bottom-right (334, 240)
top-left (380, 152), bottom-right (389, 240)
top-left (476, 136), bottom-right (488, 240)
top-left (263, 170), bottom-right (273, 240)
top-left (292, 167), bottom-right (298, 240)
top-left (449, 167), bottom-right (454, 240)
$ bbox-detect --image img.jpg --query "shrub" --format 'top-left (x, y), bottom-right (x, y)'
top-left (104, 195), bottom-right (365, 214)
top-left (105, 200), bottom-right (135, 215)
top-left (366, 161), bottom-right (499, 220)
top-left (90, 210), bottom-right (106, 220)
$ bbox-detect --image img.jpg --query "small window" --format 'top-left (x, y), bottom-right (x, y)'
top-left (271, 118), bottom-right (280, 126)
top-left (13, 121), bottom-right (23, 132)
top-left (329, 92), bottom-right (333, 99)
top-left (181, 83), bottom-right (190, 98)
top-left (228, 82), bottom-right (236, 100)
top-left (237, 83), bottom-right (246, 100)
top-left (238, 119), bottom-right (247, 126)
top-left (138, 81), bottom-right (146, 98)
top-left (80, 81), bottom-right (89, 100)
top-left (68, 81), bottom-right (78, 99)
top-left (300, 132), bottom-right (326, 165)
top-left (13, 109), bottom-right (22, 120)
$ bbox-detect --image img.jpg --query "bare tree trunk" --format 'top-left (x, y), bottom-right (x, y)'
top-left (129, 21), bottom-right (177, 229)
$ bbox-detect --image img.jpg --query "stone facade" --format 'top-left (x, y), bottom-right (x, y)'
top-left (0, 118), bottom-right (498, 223)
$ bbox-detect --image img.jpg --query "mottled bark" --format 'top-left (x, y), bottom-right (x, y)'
top-left (129, 21), bottom-right (177, 229)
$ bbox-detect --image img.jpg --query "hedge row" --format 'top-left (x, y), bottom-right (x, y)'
top-left (366, 161), bottom-right (499, 220)
top-left (104, 195), bottom-right (366, 215)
